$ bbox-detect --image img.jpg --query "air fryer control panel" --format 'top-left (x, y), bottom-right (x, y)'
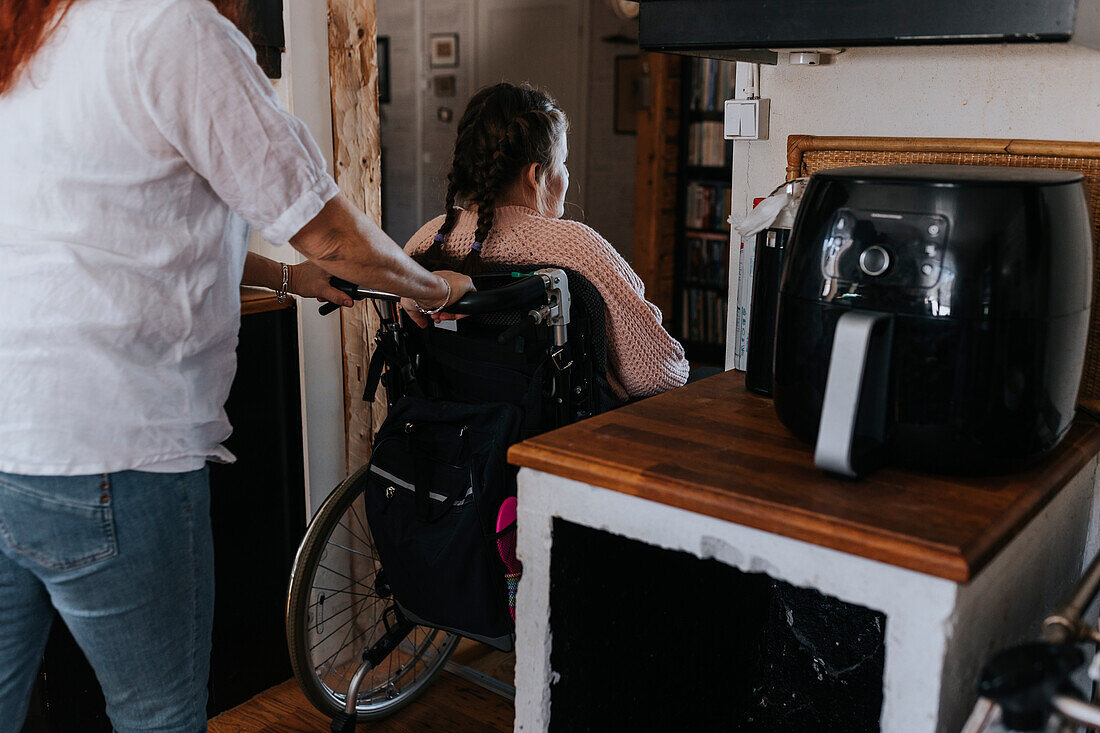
top-left (821, 208), bottom-right (949, 290)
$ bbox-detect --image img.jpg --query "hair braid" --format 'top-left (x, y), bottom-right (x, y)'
top-left (461, 203), bottom-right (491, 275)
top-left (423, 94), bottom-right (495, 269)
top-left (462, 128), bottom-right (516, 274)
top-left (420, 172), bottom-right (459, 268)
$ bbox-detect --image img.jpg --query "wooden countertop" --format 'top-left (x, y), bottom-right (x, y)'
top-left (508, 370), bottom-right (1100, 582)
top-left (240, 287), bottom-right (294, 316)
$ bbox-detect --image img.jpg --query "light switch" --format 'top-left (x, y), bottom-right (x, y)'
top-left (739, 105), bottom-right (756, 138)
top-left (726, 108), bottom-right (741, 136)
top-left (724, 99), bottom-right (770, 141)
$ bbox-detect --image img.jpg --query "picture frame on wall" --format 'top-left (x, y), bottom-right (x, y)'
top-left (377, 36), bottom-right (391, 104)
top-left (433, 75), bottom-right (457, 97)
top-left (430, 33), bottom-right (459, 68)
top-left (614, 55), bottom-right (642, 135)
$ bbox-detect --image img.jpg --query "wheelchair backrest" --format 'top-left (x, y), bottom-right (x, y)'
top-left (395, 261), bottom-right (617, 437)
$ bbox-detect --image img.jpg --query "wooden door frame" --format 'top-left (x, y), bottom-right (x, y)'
top-left (327, 0), bottom-right (385, 478)
top-left (631, 51), bottom-right (681, 319)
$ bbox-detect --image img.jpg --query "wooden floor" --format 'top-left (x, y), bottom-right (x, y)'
top-left (208, 672), bottom-right (513, 732)
top-left (451, 640), bottom-right (515, 688)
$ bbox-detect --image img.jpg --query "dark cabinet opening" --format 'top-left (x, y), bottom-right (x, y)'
top-left (549, 519), bottom-right (887, 731)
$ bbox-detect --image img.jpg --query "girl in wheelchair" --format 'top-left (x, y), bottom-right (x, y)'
top-left (405, 82), bottom-right (689, 401)
top-left (285, 85), bottom-right (693, 731)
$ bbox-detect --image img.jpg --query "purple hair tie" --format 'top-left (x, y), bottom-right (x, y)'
top-left (470, 241), bottom-right (483, 254)
top-left (433, 233), bottom-right (445, 244)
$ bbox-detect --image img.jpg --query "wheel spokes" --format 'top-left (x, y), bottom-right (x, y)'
top-left (297, 490), bottom-right (459, 715)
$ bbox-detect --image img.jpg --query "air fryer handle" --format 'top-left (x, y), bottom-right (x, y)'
top-left (814, 310), bottom-right (893, 478)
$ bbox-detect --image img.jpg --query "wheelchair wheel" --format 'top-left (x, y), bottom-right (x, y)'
top-left (286, 465), bottom-right (459, 721)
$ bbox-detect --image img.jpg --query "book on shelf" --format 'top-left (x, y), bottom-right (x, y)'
top-left (685, 181), bottom-right (732, 231)
top-left (681, 290), bottom-right (726, 345)
top-left (677, 56), bottom-right (737, 363)
top-left (679, 235), bottom-right (730, 351)
top-left (687, 121), bottom-right (730, 167)
top-left (689, 58), bottom-right (736, 112)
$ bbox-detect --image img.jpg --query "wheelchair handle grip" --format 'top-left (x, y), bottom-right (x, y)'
top-left (446, 274), bottom-right (546, 315)
top-left (318, 276), bottom-right (401, 315)
top-left (317, 273), bottom-right (548, 316)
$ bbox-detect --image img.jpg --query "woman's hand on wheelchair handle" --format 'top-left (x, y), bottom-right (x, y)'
top-left (401, 270), bottom-right (474, 328)
top-left (436, 270), bottom-right (475, 303)
top-left (289, 261), bottom-right (354, 306)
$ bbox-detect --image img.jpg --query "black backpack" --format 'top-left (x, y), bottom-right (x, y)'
top-left (362, 396), bottom-right (522, 650)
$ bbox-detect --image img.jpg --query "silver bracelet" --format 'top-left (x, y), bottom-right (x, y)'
top-left (275, 263), bottom-right (290, 303)
top-left (414, 278), bottom-right (451, 315)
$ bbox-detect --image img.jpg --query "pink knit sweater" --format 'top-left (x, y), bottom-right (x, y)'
top-left (405, 206), bottom-right (689, 400)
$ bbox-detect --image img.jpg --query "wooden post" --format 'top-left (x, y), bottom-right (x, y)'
top-left (326, 0), bottom-right (383, 472)
top-left (631, 52), bottom-right (682, 319)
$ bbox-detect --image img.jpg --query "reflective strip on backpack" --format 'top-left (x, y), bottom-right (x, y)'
top-left (370, 464), bottom-right (474, 506)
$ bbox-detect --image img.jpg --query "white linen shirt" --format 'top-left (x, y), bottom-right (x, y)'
top-left (0, 0), bottom-right (339, 475)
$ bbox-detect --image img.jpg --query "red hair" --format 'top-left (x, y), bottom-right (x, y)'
top-left (0, 0), bottom-right (249, 95)
top-left (0, 1), bottom-right (77, 95)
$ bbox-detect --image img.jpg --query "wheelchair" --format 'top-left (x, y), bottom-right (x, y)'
top-left (284, 266), bottom-right (615, 732)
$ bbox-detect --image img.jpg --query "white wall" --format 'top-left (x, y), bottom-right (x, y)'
top-left (377, 1), bottom-right (424, 244)
top-left (283, 2), bottom-right (349, 516)
top-left (726, 43), bottom-right (1100, 367)
top-left (245, 2), bottom-right (346, 516)
top-left (420, 0), bottom-right (479, 238)
top-left (582, 3), bottom-right (638, 260)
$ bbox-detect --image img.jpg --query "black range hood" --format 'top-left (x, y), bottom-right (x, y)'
top-left (639, 0), bottom-right (1100, 64)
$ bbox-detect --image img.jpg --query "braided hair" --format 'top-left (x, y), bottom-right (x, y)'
top-left (420, 83), bottom-right (568, 274)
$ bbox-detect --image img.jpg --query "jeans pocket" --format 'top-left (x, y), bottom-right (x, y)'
top-left (0, 474), bottom-right (118, 571)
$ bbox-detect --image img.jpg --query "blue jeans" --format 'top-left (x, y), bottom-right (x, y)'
top-left (0, 468), bottom-right (213, 733)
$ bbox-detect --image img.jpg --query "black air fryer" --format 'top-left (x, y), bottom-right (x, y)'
top-left (772, 165), bottom-right (1093, 476)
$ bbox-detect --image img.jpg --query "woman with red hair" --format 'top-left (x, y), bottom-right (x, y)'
top-left (0, 2), bottom-right (470, 729)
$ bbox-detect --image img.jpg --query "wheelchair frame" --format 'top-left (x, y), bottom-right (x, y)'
top-left (286, 269), bottom-right (599, 732)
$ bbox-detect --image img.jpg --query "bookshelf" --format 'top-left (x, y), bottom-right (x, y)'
top-left (672, 57), bottom-right (735, 366)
